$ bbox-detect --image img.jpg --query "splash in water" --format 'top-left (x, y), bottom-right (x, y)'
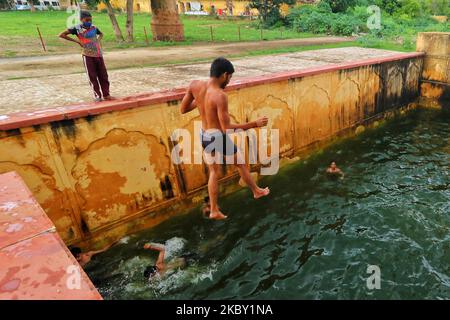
top-left (88, 107), bottom-right (450, 300)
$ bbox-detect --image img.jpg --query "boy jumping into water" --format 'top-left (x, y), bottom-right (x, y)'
top-left (59, 11), bottom-right (114, 102)
top-left (180, 57), bottom-right (270, 220)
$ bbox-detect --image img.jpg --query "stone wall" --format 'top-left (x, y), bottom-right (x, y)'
top-left (0, 52), bottom-right (423, 250)
top-left (0, 172), bottom-right (102, 300)
top-left (417, 32), bottom-right (450, 106)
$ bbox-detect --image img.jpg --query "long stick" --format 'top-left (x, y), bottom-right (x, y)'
top-left (210, 26), bottom-right (214, 42)
top-left (143, 26), bottom-right (149, 46)
top-left (238, 26), bottom-right (241, 41)
top-left (36, 26), bottom-right (46, 52)
top-left (260, 27), bottom-right (263, 41)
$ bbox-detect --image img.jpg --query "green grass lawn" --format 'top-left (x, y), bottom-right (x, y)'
top-left (0, 11), bottom-right (320, 56)
top-left (240, 40), bottom-right (414, 57)
top-left (0, 10), bottom-right (423, 58)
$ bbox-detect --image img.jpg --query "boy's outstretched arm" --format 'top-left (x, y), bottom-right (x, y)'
top-left (59, 30), bottom-right (82, 47)
top-left (86, 239), bottom-right (119, 257)
top-left (156, 248), bottom-right (165, 269)
top-left (217, 92), bottom-right (268, 131)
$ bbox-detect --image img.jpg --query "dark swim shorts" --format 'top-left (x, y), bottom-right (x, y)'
top-left (200, 129), bottom-right (237, 156)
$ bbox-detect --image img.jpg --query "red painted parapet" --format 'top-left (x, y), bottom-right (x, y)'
top-left (0, 172), bottom-right (102, 300)
top-left (0, 52), bottom-right (424, 132)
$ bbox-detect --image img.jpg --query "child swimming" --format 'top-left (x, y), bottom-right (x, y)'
top-left (326, 161), bottom-right (345, 179)
top-left (143, 242), bottom-right (198, 280)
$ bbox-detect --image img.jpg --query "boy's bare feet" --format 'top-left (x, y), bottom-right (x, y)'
top-left (209, 210), bottom-right (228, 220)
top-left (253, 187), bottom-right (270, 199)
top-left (103, 95), bottom-right (116, 101)
top-left (94, 97), bottom-right (102, 102)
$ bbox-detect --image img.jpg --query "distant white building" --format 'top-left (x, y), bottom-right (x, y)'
top-left (14, 0), bottom-right (62, 10)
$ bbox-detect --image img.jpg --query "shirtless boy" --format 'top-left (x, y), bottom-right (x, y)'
top-left (69, 241), bottom-right (116, 268)
top-left (180, 57), bottom-right (270, 220)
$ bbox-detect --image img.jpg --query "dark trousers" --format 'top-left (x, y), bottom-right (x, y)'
top-left (82, 55), bottom-right (110, 99)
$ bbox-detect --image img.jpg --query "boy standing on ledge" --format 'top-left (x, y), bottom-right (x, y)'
top-left (59, 10), bottom-right (114, 102)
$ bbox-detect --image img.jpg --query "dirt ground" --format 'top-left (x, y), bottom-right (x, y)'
top-left (0, 37), bottom-right (353, 80)
top-left (0, 41), bottom-right (401, 116)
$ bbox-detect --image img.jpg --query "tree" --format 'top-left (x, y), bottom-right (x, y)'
top-left (85, 0), bottom-right (125, 42)
top-left (0, 0), bottom-right (13, 9)
top-left (226, 0), bottom-right (234, 15)
top-left (321, 0), bottom-right (357, 13)
top-left (424, 0), bottom-right (450, 15)
top-left (150, 0), bottom-right (184, 41)
top-left (125, 0), bottom-right (134, 42)
top-left (373, 0), bottom-right (401, 14)
top-left (396, 0), bottom-right (422, 18)
top-left (249, 0), bottom-right (296, 26)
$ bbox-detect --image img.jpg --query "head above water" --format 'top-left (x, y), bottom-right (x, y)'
top-left (202, 196), bottom-right (211, 218)
top-left (210, 57), bottom-right (234, 89)
top-left (144, 265), bottom-right (159, 279)
top-left (330, 161), bottom-right (337, 169)
top-left (69, 246), bottom-right (82, 261)
top-left (80, 11), bottom-right (93, 28)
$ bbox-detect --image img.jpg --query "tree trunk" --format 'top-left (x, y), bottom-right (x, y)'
top-left (226, 0), bottom-right (233, 16)
top-left (262, 0), bottom-right (268, 22)
top-left (104, 1), bottom-right (125, 42)
top-left (126, 0), bottom-right (134, 42)
top-left (150, 0), bottom-right (184, 41)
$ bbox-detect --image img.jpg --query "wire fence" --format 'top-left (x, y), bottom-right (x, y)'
top-left (33, 22), bottom-right (301, 53)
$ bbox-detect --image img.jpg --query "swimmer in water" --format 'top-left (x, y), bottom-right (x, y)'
top-left (69, 241), bottom-right (117, 268)
top-left (180, 57), bottom-right (270, 220)
top-left (201, 196), bottom-right (211, 218)
top-left (326, 161), bottom-right (344, 179)
top-left (143, 243), bottom-right (189, 280)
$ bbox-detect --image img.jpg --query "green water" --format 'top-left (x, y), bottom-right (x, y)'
top-left (86, 107), bottom-right (450, 300)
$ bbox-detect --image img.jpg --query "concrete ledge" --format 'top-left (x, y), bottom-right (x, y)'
top-left (0, 49), bottom-right (425, 249)
top-left (0, 171), bottom-right (102, 300)
top-left (417, 32), bottom-right (450, 103)
top-left (0, 52), bottom-right (424, 131)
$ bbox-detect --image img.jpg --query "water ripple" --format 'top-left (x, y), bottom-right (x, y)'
top-left (88, 108), bottom-right (450, 299)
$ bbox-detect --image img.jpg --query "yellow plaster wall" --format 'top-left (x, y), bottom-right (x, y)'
top-left (0, 56), bottom-right (423, 250)
top-left (417, 32), bottom-right (450, 104)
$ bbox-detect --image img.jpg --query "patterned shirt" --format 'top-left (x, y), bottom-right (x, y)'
top-left (68, 24), bottom-right (103, 58)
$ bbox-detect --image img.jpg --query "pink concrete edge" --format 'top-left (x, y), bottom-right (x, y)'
top-left (0, 171), bottom-right (55, 249)
top-left (51, 230), bottom-right (104, 300)
top-left (0, 171), bottom-right (103, 300)
top-left (0, 52), bottom-right (425, 131)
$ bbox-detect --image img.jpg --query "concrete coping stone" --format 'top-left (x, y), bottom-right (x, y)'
top-left (0, 52), bottom-right (424, 131)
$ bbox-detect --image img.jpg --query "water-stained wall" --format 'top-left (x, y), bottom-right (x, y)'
top-left (417, 32), bottom-right (450, 106)
top-left (0, 53), bottom-right (423, 250)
